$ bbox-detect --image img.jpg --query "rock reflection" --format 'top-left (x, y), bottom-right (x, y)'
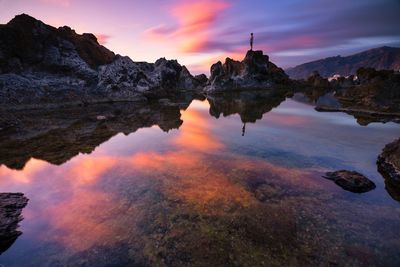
top-left (207, 89), bottom-right (289, 124)
top-left (0, 93), bottom-right (199, 170)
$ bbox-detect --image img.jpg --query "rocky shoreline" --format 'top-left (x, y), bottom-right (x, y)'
top-left (377, 138), bottom-right (400, 201)
top-left (0, 193), bottom-right (28, 255)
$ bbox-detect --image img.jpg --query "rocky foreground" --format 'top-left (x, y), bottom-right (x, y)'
top-left (0, 14), bottom-right (205, 108)
top-left (0, 193), bottom-right (28, 255)
top-left (377, 138), bottom-right (400, 201)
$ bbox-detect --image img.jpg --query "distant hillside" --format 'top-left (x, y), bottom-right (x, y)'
top-left (286, 46), bottom-right (400, 80)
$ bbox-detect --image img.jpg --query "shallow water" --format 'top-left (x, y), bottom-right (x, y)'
top-left (0, 95), bottom-right (399, 266)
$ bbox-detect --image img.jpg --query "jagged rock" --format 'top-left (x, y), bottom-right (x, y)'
top-left (0, 193), bottom-right (28, 255)
top-left (205, 50), bottom-right (290, 93)
top-left (0, 14), bottom-right (202, 108)
top-left (377, 138), bottom-right (400, 201)
top-left (323, 170), bottom-right (376, 193)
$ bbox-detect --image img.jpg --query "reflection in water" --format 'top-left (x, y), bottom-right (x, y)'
top-left (0, 92), bottom-right (400, 266)
top-left (0, 94), bottom-right (198, 170)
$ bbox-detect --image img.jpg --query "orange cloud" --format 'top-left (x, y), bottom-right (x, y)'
top-left (0, 158), bottom-right (47, 185)
top-left (173, 106), bottom-right (223, 152)
top-left (67, 156), bottom-right (117, 186)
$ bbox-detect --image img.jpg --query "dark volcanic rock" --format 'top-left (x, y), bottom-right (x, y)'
top-left (205, 50), bottom-right (290, 93)
top-left (323, 170), bottom-right (376, 193)
top-left (306, 71), bottom-right (330, 88)
top-left (286, 46), bottom-right (400, 80)
top-left (377, 138), bottom-right (400, 201)
top-left (0, 193), bottom-right (28, 255)
top-left (0, 14), bottom-right (203, 108)
top-left (311, 68), bottom-right (400, 125)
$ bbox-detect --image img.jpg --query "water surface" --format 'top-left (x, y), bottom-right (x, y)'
top-left (0, 95), bottom-right (399, 266)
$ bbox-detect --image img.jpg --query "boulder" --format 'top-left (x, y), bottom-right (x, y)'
top-left (377, 138), bottom-right (400, 201)
top-left (323, 170), bottom-right (376, 193)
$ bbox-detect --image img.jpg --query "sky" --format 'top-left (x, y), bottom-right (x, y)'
top-left (1, 0), bottom-right (400, 74)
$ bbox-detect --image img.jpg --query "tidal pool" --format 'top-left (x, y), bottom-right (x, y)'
top-left (0, 94), bottom-right (399, 266)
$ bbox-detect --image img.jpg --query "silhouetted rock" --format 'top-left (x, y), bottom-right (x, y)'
top-left (0, 14), bottom-right (203, 108)
top-left (0, 193), bottom-right (28, 255)
top-left (377, 138), bottom-right (400, 201)
top-left (286, 46), bottom-right (400, 79)
top-left (205, 50), bottom-right (290, 92)
top-left (323, 170), bottom-right (376, 193)
top-left (306, 71), bottom-right (330, 88)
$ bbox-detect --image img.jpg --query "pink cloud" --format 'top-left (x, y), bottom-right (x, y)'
top-left (39, 0), bottom-right (71, 7)
top-left (95, 34), bottom-right (111, 45)
top-left (144, 0), bottom-right (230, 53)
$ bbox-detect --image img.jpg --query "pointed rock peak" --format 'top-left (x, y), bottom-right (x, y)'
top-left (8, 13), bottom-right (46, 28)
top-left (243, 50), bottom-right (269, 64)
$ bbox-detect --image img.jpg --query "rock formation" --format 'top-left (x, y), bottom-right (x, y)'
top-left (0, 193), bottom-right (29, 255)
top-left (205, 50), bottom-right (290, 93)
top-left (323, 170), bottom-right (376, 193)
top-left (377, 138), bottom-right (400, 201)
top-left (0, 14), bottom-right (204, 108)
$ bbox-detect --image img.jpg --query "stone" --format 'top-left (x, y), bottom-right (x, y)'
top-left (323, 170), bottom-right (376, 193)
top-left (377, 138), bottom-right (400, 201)
top-left (0, 193), bottom-right (28, 255)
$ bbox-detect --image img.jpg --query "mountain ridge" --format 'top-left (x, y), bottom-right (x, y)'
top-left (286, 46), bottom-right (400, 79)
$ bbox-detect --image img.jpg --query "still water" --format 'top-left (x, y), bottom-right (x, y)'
top-left (0, 93), bottom-right (399, 266)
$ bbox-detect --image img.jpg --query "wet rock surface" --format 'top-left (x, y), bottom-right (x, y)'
top-left (0, 193), bottom-right (29, 254)
top-left (377, 138), bottom-right (400, 201)
top-left (205, 50), bottom-right (290, 93)
top-left (323, 170), bottom-right (376, 193)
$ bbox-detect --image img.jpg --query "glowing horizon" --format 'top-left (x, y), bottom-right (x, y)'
top-left (1, 0), bottom-right (399, 74)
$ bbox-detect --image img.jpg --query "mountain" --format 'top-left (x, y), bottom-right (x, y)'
top-left (286, 46), bottom-right (400, 80)
top-left (0, 14), bottom-right (204, 108)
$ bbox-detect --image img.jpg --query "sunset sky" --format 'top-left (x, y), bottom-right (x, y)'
top-left (1, 0), bottom-right (400, 74)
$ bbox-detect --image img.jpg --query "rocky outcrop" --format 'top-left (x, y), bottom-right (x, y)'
top-left (312, 68), bottom-right (400, 125)
top-left (0, 14), bottom-right (204, 108)
top-left (377, 138), bottom-right (400, 201)
top-left (323, 170), bottom-right (376, 193)
top-left (0, 193), bottom-right (28, 255)
top-left (205, 50), bottom-right (290, 93)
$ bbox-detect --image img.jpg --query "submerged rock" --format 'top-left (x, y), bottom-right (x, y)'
top-left (205, 50), bottom-right (290, 93)
top-left (377, 138), bottom-right (400, 201)
top-left (0, 193), bottom-right (29, 254)
top-left (323, 170), bottom-right (376, 193)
